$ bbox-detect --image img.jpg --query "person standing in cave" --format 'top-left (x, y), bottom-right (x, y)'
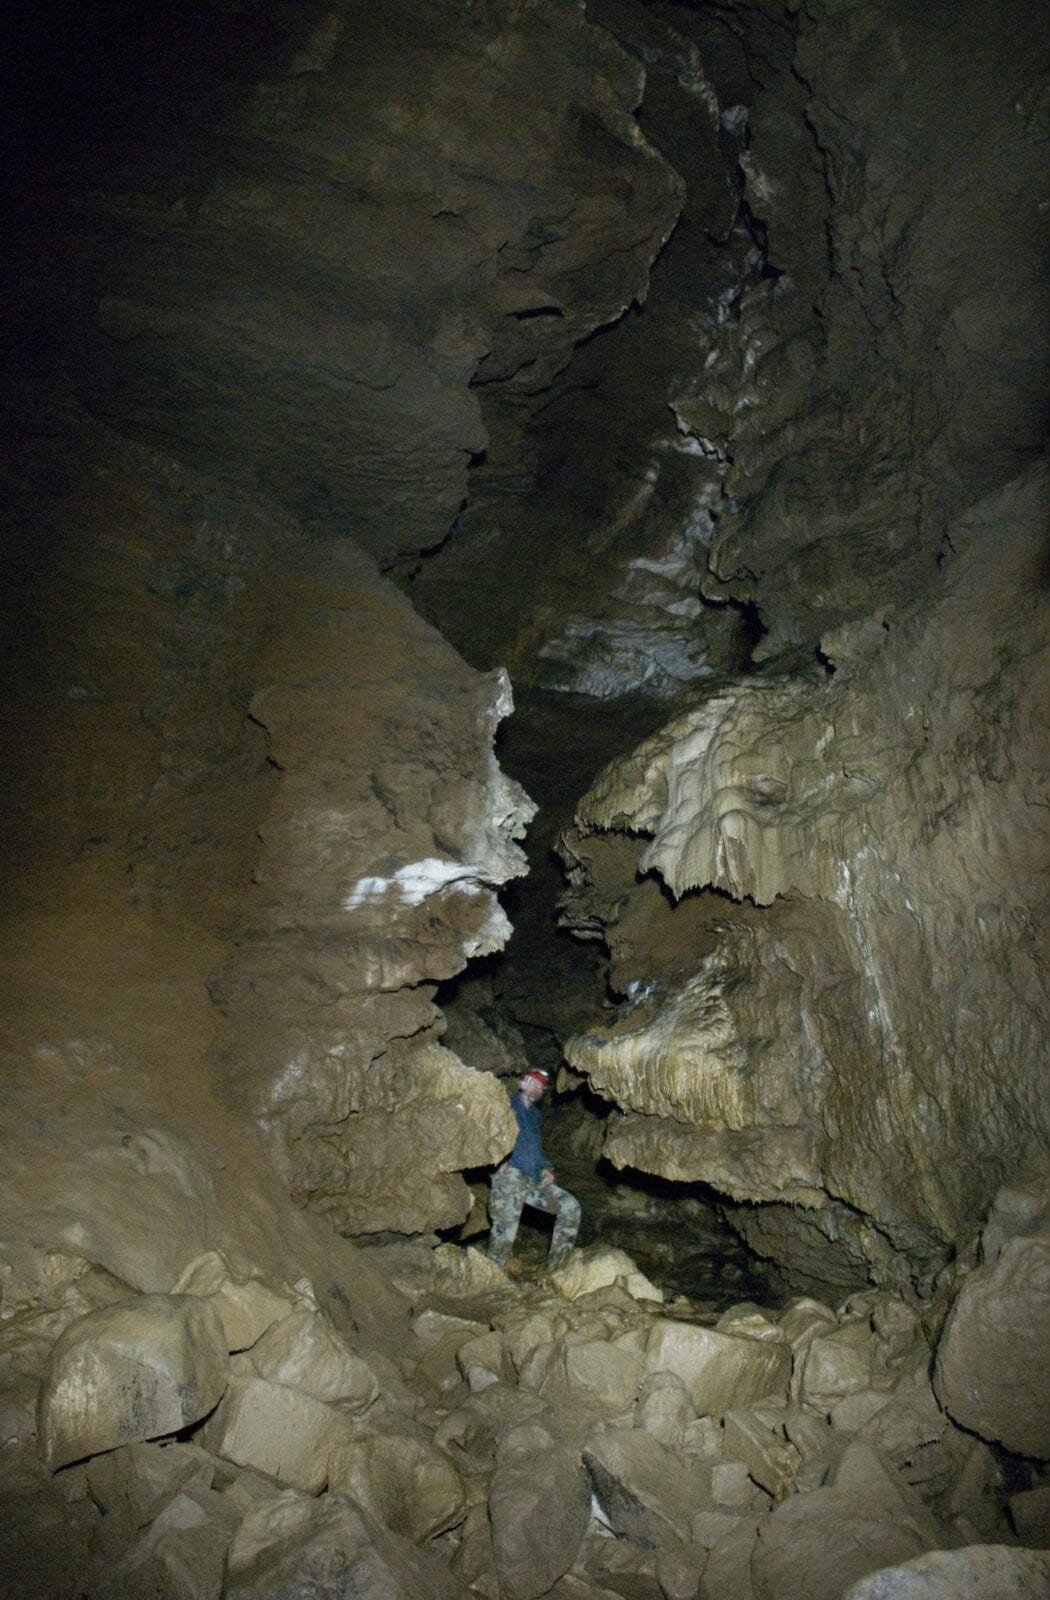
top-left (487, 1066), bottom-right (581, 1274)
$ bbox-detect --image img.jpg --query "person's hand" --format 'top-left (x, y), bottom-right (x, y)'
top-left (540, 1167), bottom-right (555, 1185)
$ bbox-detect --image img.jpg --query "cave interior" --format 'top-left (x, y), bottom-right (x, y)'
top-left (1, 1), bottom-right (1049, 1596)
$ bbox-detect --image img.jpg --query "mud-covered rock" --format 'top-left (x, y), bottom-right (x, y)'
top-left (38, 1295), bottom-right (229, 1470)
top-left (488, 1422), bottom-right (591, 1600)
top-left (327, 1427), bottom-right (466, 1542)
top-left (935, 1188), bottom-right (1050, 1458)
top-left (171, 1253), bottom-right (298, 1353)
top-left (749, 1489), bottom-right (934, 1600)
top-left (584, 1425), bottom-right (701, 1547)
top-left (842, 1544), bottom-right (1050, 1600)
top-left (550, 1246), bottom-right (664, 1305)
top-left (645, 1317), bottom-right (791, 1417)
top-left (248, 1307), bottom-right (379, 1412)
top-left (226, 1491), bottom-right (467, 1600)
top-left (202, 1374), bottom-right (346, 1493)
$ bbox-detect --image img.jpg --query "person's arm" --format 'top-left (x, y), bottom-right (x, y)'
top-left (535, 1108), bottom-right (555, 1184)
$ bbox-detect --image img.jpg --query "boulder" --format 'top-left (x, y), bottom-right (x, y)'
top-left (412, 1329), bottom-right (476, 1401)
top-left (38, 1295), bottom-right (229, 1469)
top-left (226, 1491), bottom-right (467, 1599)
top-left (583, 1425), bottom-right (699, 1546)
top-left (434, 1383), bottom-right (549, 1465)
top-left (202, 1374), bottom-right (346, 1492)
top-left (450, 1500), bottom-right (499, 1597)
top-left (95, 1483), bottom-right (238, 1600)
top-left (749, 1488), bottom-right (934, 1600)
top-left (413, 1309), bottom-right (491, 1348)
top-left (488, 1422), bottom-right (591, 1600)
top-left (941, 1435), bottom-right (1008, 1539)
top-left (1010, 1483), bottom-right (1050, 1548)
top-left (561, 1338), bottom-right (644, 1413)
top-left (585, 1537), bottom-right (660, 1597)
top-left (327, 1427), bottom-right (466, 1541)
top-left (699, 1517), bottom-right (765, 1600)
top-left (430, 1245), bottom-right (513, 1298)
top-left (85, 1440), bottom-right (219, 1548)
top-left (827, 1440), bottom-right (945, 1546)
top-left (635, 1370), bottom-right (694, 1446)
top-left (776, 1299), bottom-right (838, 1351)
top-left (171, 1252), bottom-right (298, 1352)
top-left (658, 1541), bottom-right (710, 1600)
top-left (842, 1544), bottom-right (1050, 1599)
top-left (711, 1459), bottom-right (756, 1510)
top-left (693, 1509), bottom-right (746, 1549)
top-left (723, 1408), bottom-right (798, 1499)
top-left (796, 1318), bottom-right (880, 1413)
top-left (247, 1307), bottom-right (379, 1410)
top-left (782, 1408), bottom-right (842, 1491)
top-left (456, 1330), bottom-right (507, 1392)
top-left (550, 1246), bottom-right (663, 1304)
top-left (682, 1415), bottom-right (725, 1462)
top-left (717, 1305), bottom-right (784, 1342)
top-left (503, 1307), bottom-right (573, 1378)
top-left (646, 1319), bottom-right (791, 1417)
top-left (934, 1215), bottom-right (1050, 1458)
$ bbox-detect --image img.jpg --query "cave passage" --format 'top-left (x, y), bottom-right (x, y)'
top-left (1, 1), bottom-right (1048, 1595)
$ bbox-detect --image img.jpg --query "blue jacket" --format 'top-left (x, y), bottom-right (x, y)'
top-left (507, 1091), bottom-right (549, 1182)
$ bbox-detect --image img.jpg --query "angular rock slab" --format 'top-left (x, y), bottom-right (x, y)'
top-left (550, 1246), bottom-right (663, 1304)
top-left (563, 1339), bottom-right (643, 1413)
top-left (227, 1491), bottom-right (467, 1600)
top-left (842, 1544), bottom-right (1050, 1599)
top-left (203, 1374), bottom-right (346, 1493)
top-left (750, 1487), bottom-right (934, 1600)
top-left (327, 1429), bottom-right (466, 1542)
top-left (583, 1426), bottom-right (699, 1547)
top-left (489, 1422), bottom-right (591, 1600)
top-left (934, 1223), bottom-right (1050, 1458)
top-left (248, 1307), bottom-right (379, 1410)
top-left (96, 1485), bottom-right (236, 1600)
top-left (646, 1318), bottom-right (791, 1417)
top-left (38, 1294), bottom-right (228, 1469)
top-left (172, 1251), bottom-right (298, 1352)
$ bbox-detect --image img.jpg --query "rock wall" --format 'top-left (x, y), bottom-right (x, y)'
top-left (1, 0), bottom-right (688, 1305)
top-left (560, 0), bottom-right (1050, 1291)
top-left (564, 465), bottom-right (1049, 1288)
top-left (212, 538), bottom-right (533, 1232)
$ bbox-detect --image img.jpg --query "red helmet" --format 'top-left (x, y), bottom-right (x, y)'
top-left (521, 1067), bottom-right (550, 1089)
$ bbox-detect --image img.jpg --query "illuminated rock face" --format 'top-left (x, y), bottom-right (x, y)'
top-left (564, 465), bottom-right (1049, 1287)
top-left (214, 539), bottom-right (534, 1232)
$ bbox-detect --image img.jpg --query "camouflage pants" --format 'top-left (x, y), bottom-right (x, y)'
top-left (487, 1165), bottom-right (581, 1270)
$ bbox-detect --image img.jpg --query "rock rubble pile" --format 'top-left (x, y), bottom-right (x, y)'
top-left (7, 1239), bottom-right (1048, 1600)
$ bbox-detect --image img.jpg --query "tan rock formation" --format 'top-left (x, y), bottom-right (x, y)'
top-left (934, 1183), bottom-right (1050, 1459)
top-left (488, 1421), bottom-right (592, 1600)
top-left (327, 1427), bottom-right (466, 1542)
top-left (247, 1307), bottom-right (380, 1412)
top-left (843, 1545), bottom-right (1050, 1600)
top-left (38, 1294), bottom-right (229, 1470)
top-left (565, 465), bottom-right (1049, 1286)
top-left (643, 1316), bottom-right (791, 1416)
top-left (202, 1374), bottom-right (345, 1493)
